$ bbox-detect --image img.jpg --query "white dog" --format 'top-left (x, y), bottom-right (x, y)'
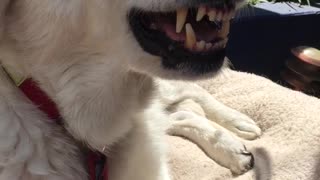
top-left (0, 0), bottom-right (261, 180)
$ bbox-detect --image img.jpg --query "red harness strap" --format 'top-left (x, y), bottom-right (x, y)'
top-left (18, 78), bottom-right (108, 180)
top-left (19, 79), bottom-right (60, 120)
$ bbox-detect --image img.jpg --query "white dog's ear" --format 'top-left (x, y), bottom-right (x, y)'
top-left (0, 0), bottom-right (10, 39)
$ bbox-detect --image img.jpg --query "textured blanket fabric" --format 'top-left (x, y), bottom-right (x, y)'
top-left (168, 69), bottom-right (320, 180)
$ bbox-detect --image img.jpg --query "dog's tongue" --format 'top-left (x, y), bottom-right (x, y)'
top-left (160, 23), bottom-right (185, 41)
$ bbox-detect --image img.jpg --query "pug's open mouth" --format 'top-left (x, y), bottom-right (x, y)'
top-left (128, 3), bottom-right (236, 76)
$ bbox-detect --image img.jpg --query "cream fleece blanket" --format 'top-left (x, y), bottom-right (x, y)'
top-left (168, 69), bottom-right (320, 180)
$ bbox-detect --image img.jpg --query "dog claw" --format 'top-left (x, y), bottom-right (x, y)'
top-left (241, 149), bottom-right (252, 155)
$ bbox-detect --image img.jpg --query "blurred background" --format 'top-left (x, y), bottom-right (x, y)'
top-left (227, 2), bottom-right (320, 96)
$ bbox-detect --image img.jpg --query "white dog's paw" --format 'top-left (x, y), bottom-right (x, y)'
top-left (168, 110), bottom-right (256, 174)
top-left (207, 131), bottom-right (254, 175)
top-left (220, 110), bottom-right (262, 140)
top-left (228, 146), bottom-right (254, 175)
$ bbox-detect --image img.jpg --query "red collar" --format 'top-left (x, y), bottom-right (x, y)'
top-left (3, 68), bottom-right (108, 180)
top-left (19, 78), bottom-right (61, 120)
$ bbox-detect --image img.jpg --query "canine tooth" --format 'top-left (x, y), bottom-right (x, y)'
top-left (196, 41), bottom-right (206, 51)
top-left (185, 23), bottom-right (197, 49)
top-left (208, 10), bottom-right (216, 21)
top-left (212, 43), bottom-right (218, 50)
top-left (176, 8), bottom-right (188, 33)
top-left (216, 11), bottom-right (222, 21)
top-left (196, 6), bottom-right (206, 21)
top-left (205, 43), bottom-right (213, 50)
top-left (214, 42), bottom-right (223, 49)
top-left (218, 21), bottom-right (230, 38)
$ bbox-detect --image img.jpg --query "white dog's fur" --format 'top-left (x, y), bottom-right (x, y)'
top-left (0, 0), bottom-right (261, 180)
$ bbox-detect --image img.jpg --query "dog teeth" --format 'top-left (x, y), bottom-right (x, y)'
top-left (196, 6), bottom-right (206, 21)
top-left (208, 10), bottom-right (216, 21)
top-left (195, 41), bottom-right (206, 51)
top-left (218, 21), bottom-right (230, 38)
top-left (176, 8), bottom-right (188, 33)
top-left (185, 23), bottom-right (197, 49)
top-left (205, 43), bottom-right (213, 50)
top-left (211, 38), bottom-right (228, 50)
top-left (174, 6), bottom-right (234, 50)
top-left (212, 42), bottom-right (221, 50)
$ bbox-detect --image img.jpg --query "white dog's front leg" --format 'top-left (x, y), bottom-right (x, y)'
top-left (167, 110), bottom-right (254, 174)
top-left (157, 79), bottom-right (261, 140)
top-left (108, 104), bottom-right (171, 180)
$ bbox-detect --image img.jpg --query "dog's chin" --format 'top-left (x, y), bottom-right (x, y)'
top-left (128, 1), bottom-right (236, 79)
